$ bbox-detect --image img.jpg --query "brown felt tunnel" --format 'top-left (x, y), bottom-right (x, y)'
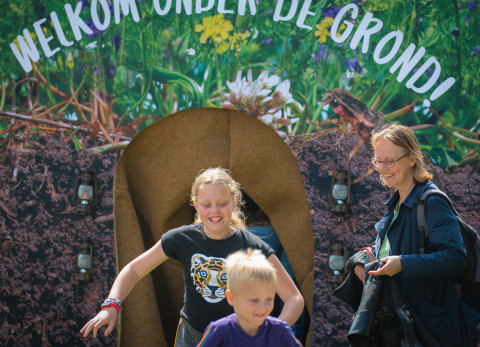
top-left (113, 107), bottom-right (314, 346)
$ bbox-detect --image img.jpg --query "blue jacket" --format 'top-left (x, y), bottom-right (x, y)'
top-left (374, 180), bottom-right (474, 346)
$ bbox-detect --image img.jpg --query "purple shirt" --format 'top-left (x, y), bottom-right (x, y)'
top-left (197, 313), bottom-right (302, 347)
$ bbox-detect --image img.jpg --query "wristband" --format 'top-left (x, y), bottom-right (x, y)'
top-left (101, 297), bottom-right (123, 313)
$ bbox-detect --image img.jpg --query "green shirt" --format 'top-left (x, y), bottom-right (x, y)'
top-left (378, 203), bottom-right (400, 259)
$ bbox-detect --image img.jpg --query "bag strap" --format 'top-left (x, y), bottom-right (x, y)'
top-left (387, 277), bottom-right (418, 345)
top-left (415, 189), bottom-right (454, 306)
top-left (387, 276), bottom-right (440, 347)
top-left (415, 189), bottom-right (453, 254)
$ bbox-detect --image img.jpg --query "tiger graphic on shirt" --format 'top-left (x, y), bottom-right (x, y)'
top-left (190, 253), bottom-right (227, 303)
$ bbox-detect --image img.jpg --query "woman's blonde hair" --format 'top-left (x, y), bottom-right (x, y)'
top-left (371, 122), bottom-right (433, 184)
top-left (225, 248), bottom-right (276, 293)
top-left (190, 167), bottom-right (246, 229)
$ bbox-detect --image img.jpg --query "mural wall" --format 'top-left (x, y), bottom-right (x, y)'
top-left (1, 0), bottom-right (479, 346)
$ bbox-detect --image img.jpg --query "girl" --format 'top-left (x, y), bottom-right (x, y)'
top-left (80, 167), bottom-right (304, 347)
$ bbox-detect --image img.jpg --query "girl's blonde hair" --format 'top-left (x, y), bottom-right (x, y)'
top-left (190, 167), bottom-right (246, 230)
top-left (225, 248), bottom-right (276, 293)
top-left (371, 122), bottom-right (433, 184)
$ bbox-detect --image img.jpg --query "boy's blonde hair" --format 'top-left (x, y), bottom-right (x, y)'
top-left (371, 122), bottom-right (433, 184)
top-left (191, 167), bottom-right (246, 229)
top-left (225, 248), bottom-right (276, 293)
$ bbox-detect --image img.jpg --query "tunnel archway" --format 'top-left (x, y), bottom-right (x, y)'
top-left (113, 107), bottom-right (314, 346)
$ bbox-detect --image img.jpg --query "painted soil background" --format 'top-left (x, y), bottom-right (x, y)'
top-left (0, 130), bottom-right (479, 346)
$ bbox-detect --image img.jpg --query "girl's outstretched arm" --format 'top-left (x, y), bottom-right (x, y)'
top-left (80, 239), bottom-right (169, 338)
top-left (268, 254), bottom-right (305, 326)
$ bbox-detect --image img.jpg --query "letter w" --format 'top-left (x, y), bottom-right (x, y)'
top-left (10, 29), bottom-right (40, 73)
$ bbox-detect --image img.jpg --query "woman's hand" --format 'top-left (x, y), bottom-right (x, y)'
top-left (368, 256), bottom-right (402, 277)
top-left (354, 264), bottom-right (365, 284)
top-left (80, 307), bottom-right (117, 338)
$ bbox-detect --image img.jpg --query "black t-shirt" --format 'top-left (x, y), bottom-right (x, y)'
top-left (161, 223), bottom-right (274, 332)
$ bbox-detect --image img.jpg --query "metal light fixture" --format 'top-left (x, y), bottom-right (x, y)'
top-left (73, 172), bottom-right (98, 215)
top-left (76, 239), bottom-right (93, 282)
top-left (329, 169), bottom-right (351, 213)
top-left (327, 240), bottom-right (347, 287)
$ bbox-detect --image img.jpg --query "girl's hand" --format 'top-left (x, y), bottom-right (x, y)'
top-left (368, 256), bottom-right (402, 277)
top-left (80, 307), bottom-right (117, 338)
top-left (354, 264), bottom-right (365, 284)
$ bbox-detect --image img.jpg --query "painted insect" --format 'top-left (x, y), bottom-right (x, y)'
top-left (313, 74), bottom-right (385, 182)
top-left (317, 76), bottom-right (382, 153)
top-left (313, 75), bottom-right (416, 183)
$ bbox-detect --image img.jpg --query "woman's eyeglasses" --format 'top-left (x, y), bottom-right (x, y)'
top-left (371, 154), bottom-right (407, 168)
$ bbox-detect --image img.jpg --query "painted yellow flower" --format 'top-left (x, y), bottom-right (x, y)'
top-left (13, 32), bottom-right (37, 51)
top-left (195, 14), bottom-right (233, 45)
top-left (215, 31), bottom-right (251, 55)
top-left (230, 32), bottom-right (251, 52)
top-left (57, 55), bottom-right (64, 68)
top-left (66, 52), bottom-right (74, 69)
top-left (314, 17), bottom-right (345, 43)
top-left (215, 41), bottom-right (229, 55)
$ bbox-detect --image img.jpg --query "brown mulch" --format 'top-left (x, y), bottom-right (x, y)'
top-left (0, 131), bottom-right (478, 346)
top-left (0, 136), bottom-right (119, 347)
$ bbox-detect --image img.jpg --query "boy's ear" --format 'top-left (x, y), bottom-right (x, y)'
top-left (226, 289), bottom-right (234, 306)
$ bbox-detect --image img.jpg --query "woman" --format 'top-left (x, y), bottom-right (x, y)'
top-left (354, 123), bottom-right (478, 346)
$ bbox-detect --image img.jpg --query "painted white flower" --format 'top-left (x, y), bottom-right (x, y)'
top-left (222, 70), bottom-right (300, 136)
top-left (222, 70), bottom-right (303, 137)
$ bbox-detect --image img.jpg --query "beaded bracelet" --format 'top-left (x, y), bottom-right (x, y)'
top-left (101, 297), bottom-right (123, 313)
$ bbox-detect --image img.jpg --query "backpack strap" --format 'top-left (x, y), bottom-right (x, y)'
top-left (416, 189), bottom-right (454, 255)
top-left (415, 189), bottom-right (455, 306)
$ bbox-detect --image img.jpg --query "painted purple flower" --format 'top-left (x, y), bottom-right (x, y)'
top-left (468, 2), bottom-right (476, 10)
top-left (84, 18), bottom-right (100, 38)
top-left (312, 44), bottom-right (327, 62)
top-left (469, 45), bottom-right (480, 54)
top-left (344, 55), bottom-right (362, 73)
top-left (267, 10), bottom-right (273, 14)
top-left (110, 33), bottom-right (121, 52)
top-left (322, 6), bottom-right (340, 18)
top-left (418, 18), bottom-right (423, 23)
top-left (452, 27), bottom-right (460, 37)
top-left (80, 0), bottom-right (89, 10)
top-left (261, 38), bottom-right (273, 45)
top-left (93, 65), bottom-right (100, 75)
top-left (107, 64), bottom-right (116, 78)
top-left (410, 67), bottom-right (435, 76)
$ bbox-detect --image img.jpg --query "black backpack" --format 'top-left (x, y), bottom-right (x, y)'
top-left (416, 189), bottom-right (480, 312)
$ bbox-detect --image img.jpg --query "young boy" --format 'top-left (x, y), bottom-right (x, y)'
top-left (197, 249), bottom-right (303, 347)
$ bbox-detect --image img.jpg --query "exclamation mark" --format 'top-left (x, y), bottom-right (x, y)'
top-left (423, 77), bottom-right (456, 107)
